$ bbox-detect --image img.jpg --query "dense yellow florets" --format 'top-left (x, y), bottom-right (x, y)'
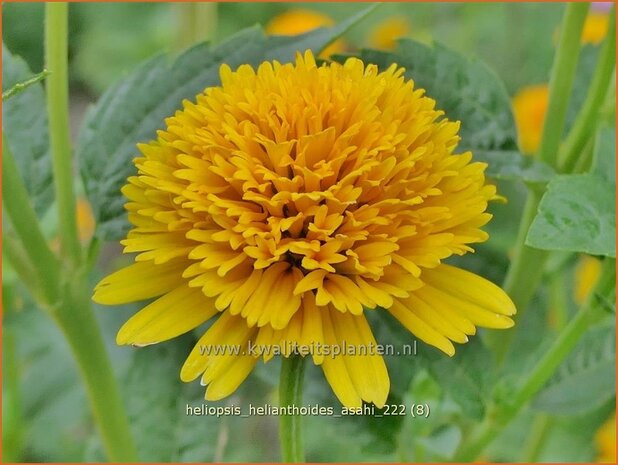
top-left (94, 50), bottom-right (515, 407)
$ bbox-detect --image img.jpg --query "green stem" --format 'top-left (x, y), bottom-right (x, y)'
top-left (3, 234), bottom-right (39, 294)
top-left (45, 2), bottom-right (81, 266)
top-left (174, 2), bottom-right (218, 51)
top-left (522, 414), bottom-right (552, 462)
top-left (548, 262), bottom-right (569, 330)
top-left (279, 355), bottom-right (306, 463)
top-left (455, 258), bottom-right (615, 461)
top-left (572, 136), bottom-right (595, 173)
top-left (486, 3), bottom-right (590, 361)
top-left (54, 276), bottom-right (139, 462)
top-left (536, 2), bottom-right (589, 168)
top-left (559, 6), bottom-right (616, 173)
top-left (2, 135), bottom-right (60, 305)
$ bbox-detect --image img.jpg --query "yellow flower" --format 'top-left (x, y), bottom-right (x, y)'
top-left (93, 51), bottom-right (515, 408)
top-left (574, 255), bottom-right (602, 304)
top-left (266, 9), bottom-right (345, 58)
top-left (512, 84), bottom-right (549, 155)
top-left (596, 413), bottom-right (616, 463)
top-left (582, 12), bottom-right (609, 45)
top-left (368, 17), bottom-right (411, 50)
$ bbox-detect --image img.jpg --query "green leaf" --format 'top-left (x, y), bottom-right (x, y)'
top-left (526, 129), bottom-right (616, 257)
top-left (119, 339), bottom-right (219, 462)
top-left (421, 337), bottom-right (494, 420)
top-left (2, 44), bottom-right (53, 216)
top-left (474, 150), bottom-right (555, 184)
top-left (355, 39), bottom-right (518, 152)
top-left (4, 301), bottom-right (89, 461)
top-left (77, 8), bottom-right (376, 241)
top-left (532, 324), bottom-right (616, 415)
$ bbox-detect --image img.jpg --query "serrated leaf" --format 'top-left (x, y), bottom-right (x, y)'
top-left (77, 8), bottom-right (376, 241)
top-left (526, 179), bottom-right (615, 257)
top-left (474, 150), bottom-right (555, 184)
top-left (532, 324), bottom-right (616, 415)
top-left (2, 44), bottom-right (53, 216)
top-left (356, 39), bottom-right (518, 152)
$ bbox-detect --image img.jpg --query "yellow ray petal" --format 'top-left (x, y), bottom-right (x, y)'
top-left (422, 264), bottom-right (516, 316)
top-left (319, 309), bottom-right (363, 408)
top-left (416, 283), bottom-right (514, 330)
top-left (404, 294), bottom-right (469, 344)
top-left (330, 310), bottom-right (389, 407)
top-left (93, 260), bottom-right (187, 305)
top-left (180, 313), bottom-right (253, 382)
top-left (388, 299), bottom-right (456, 356)
top-left (205, 354), bottom-right (259, 401)
top-left (117, 284), bottom-right (218, 345)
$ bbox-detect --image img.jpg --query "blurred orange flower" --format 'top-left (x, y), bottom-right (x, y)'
top-left (51, 198), bottom-right (95, 251)
top-left (266, 9), bottom-right (346, 58)
top-left (512, 84), bottom-right (549, 155)
top-left (76, 197), bottom-right (95, 242)
top-left (368, 17), bottom-right (411, 50)
top-left (574, 255), bottom-right (602, 304)
top-left (582, 13), bottom-right (610, 45)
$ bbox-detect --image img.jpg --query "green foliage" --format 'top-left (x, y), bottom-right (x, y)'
top-left (117, 339), bottom-right (220, 462)
top-left (526, 129), bottom-right (616, 257)
top-left (2, 44), bottom-right (53, 216)
top-left (473, 150), bottom-right (554, 184)
top-left (532, 323), bottom-right (616, 415)
top-left (421, 338), bottom-right (493, 421)
top-left (4, 300), bottom-right (89, 461)
top-left (77, 9), bottom-right (374, 241)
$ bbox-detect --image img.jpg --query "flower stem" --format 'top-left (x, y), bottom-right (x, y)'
top-left (279, 355), bottom-right (306, 463)
top-left (54, 276), bottom-right (139, 462)
top-left (174, 2), bottom-right (218, 51)
top-left (559, 6), bottom-right (616, 173)
top-left (536, 2), bottom-right (589, 168)
top-left (522, 414), bottom-right (552, 462)
top-left (486, 3), bottom-right (590, 361)
top-left (455, 258), bottom-right (615, 461)
top-left (2, 135), bottom-right (60, 305)
top-left (45, 2), bottom-right (81, 266)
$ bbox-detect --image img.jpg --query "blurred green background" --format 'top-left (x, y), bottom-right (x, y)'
top-left (3, 2), bottom-right (614, 463)
top-left (4, 2), bottom-right (563, 96)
